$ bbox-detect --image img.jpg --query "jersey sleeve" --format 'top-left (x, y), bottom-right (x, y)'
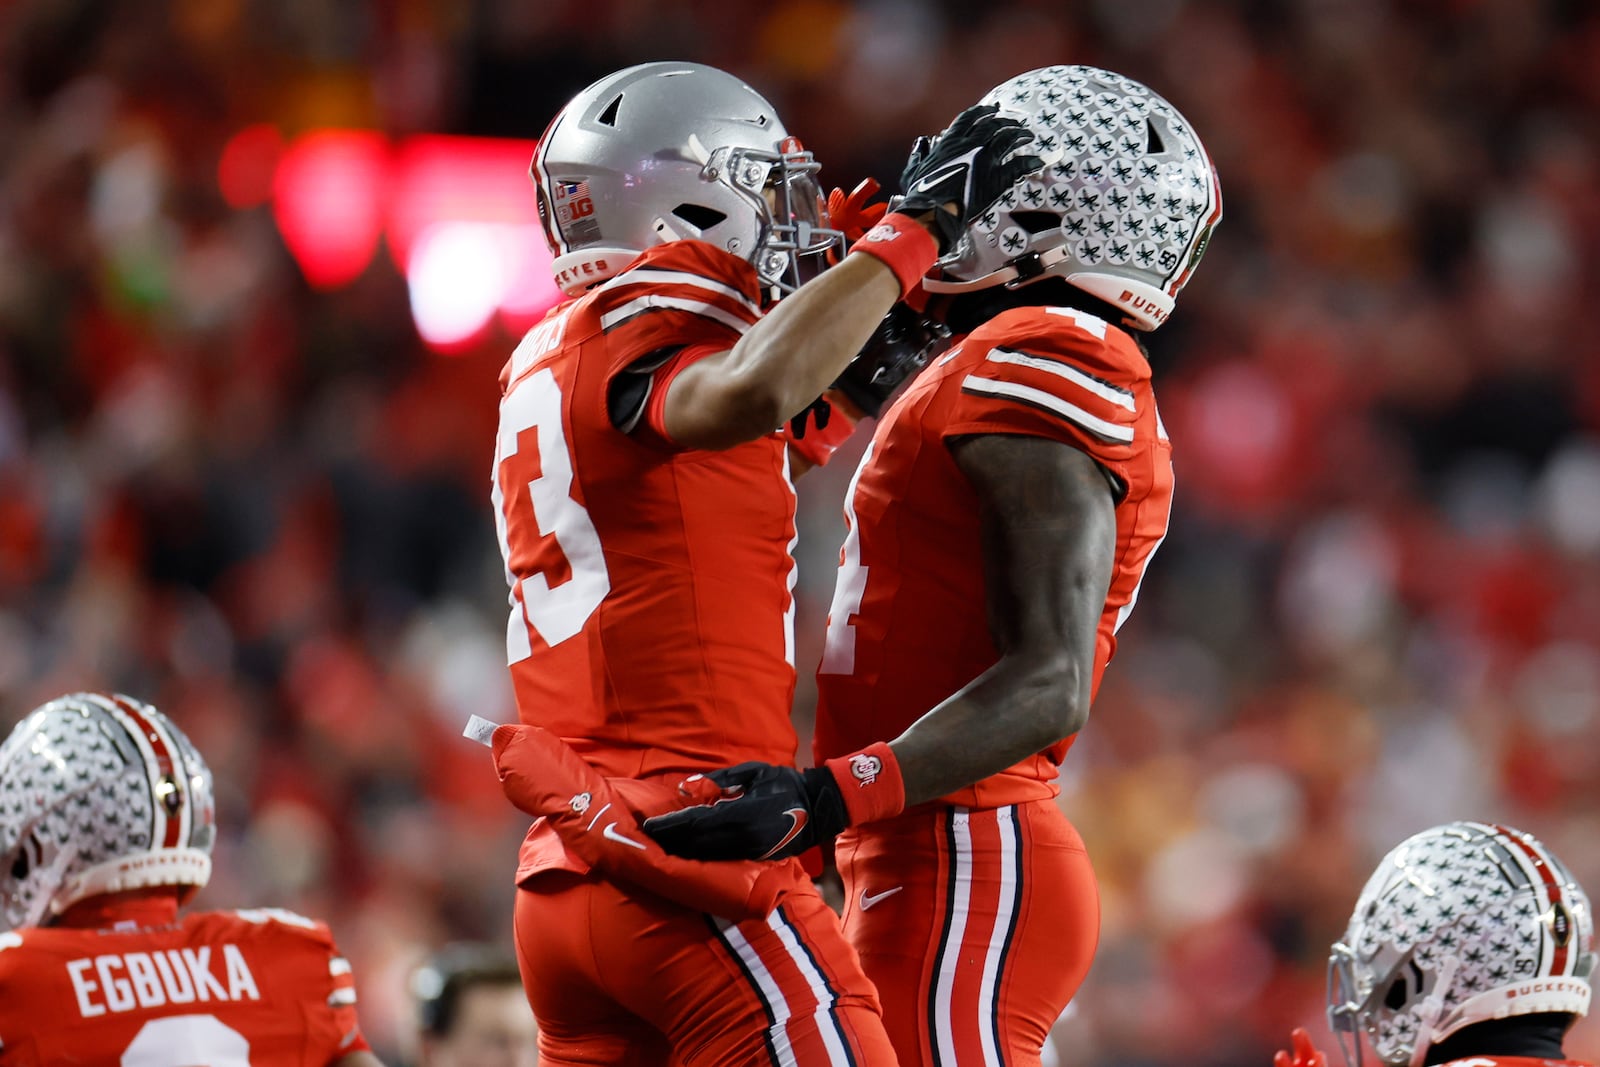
top-left (594, 241), bottom-right (765, 445)
top-left (593, 240), bottom-right (763, 385)
top-left (941, 307), bottom-right (1149, 491)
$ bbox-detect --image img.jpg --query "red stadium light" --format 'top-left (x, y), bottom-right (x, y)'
top-left (217, 124), bottom-right (284, 209)
top-left (389, 135), bottom-right (559, 351)
top-left (245, 127), bottom-right (561, 350)
top-left (271, 130), bottom-right (390, 290)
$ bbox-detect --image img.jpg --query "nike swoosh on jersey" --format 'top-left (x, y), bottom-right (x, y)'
top-left (859, 886), bottom-right (904, 910)
top-left (603, 822), bottom-right (648, 851)
top-left (759, 808), bottom-right (809, 860)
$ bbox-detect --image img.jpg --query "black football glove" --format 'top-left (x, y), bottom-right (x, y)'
top-left (832, 303), bottom-right (953, 417)
top-left (643, 761), bottom-right (848, 862)
top-left (896, 103), bottom-right (1042, 255)
top-left (787, 396), bottom-right (833, 439)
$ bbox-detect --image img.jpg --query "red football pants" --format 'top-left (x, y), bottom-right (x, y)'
top-left (513, 863), bottom-right (900, 1066)
top-left (836, 801), bottom-right (1099, 1067)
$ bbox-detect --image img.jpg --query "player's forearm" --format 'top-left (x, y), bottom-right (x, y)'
top-left (718, 254), bottom-right (902, 433)
top-left (887, 649), bottom-right (1090, 809)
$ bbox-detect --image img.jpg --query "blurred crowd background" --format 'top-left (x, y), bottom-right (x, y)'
top-left (2, 0), bottom-right (1599, 1063)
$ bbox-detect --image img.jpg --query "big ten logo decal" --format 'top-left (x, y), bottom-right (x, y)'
top-left (554, 181), bottom-right (601, 243)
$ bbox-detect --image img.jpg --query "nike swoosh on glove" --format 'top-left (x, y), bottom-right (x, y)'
top-left (644, 745), bottom-right (906, 862)
top-left (645, 762), bottom-right (843, 862)
top-left (895, 103), bottom-right (1043, 255)
top-left (490, 724), bottom-right (786, 920)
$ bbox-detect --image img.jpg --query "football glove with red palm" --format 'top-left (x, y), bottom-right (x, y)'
top-left (827, 178), bottom-right (889, 246)
top-left (783, 395), bottom-right (855, 467)
top-left (643, 743), bottom-right (905, 862)
top-left (1273, 1028), bottom-right (1329, 1067)
top-left (478, 719), bottom-right (786, 918)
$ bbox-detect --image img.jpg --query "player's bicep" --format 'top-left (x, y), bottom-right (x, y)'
top-left (949, 433), bottom-right (1117, 665)
top-left (658, 346), bottom-right (782, 450)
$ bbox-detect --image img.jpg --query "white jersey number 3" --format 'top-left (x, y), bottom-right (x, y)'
top-left (493, 367), bottom-right (611, 660)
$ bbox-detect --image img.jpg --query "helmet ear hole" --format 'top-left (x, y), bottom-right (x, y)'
top-left (9, 834), bottom-right (38, 881)
top-left (1384, 975), bottom-right (1409, 1011)
top-left (1010, 211), bottom-right (1058, 236)
top-left (672, 204), bottom-right (728, 231)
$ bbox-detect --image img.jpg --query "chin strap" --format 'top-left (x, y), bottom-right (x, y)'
top-left (920, 245), bottom-right (1075, 294)
top-left (1409, 957), bottom-right (1461, 1067)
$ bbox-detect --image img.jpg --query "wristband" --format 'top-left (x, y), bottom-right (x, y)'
top-left (847, 213), bottom-right (939, 298)
top-left (823, 742), bottom-right (906, 826)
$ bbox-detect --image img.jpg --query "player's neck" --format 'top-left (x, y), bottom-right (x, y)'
top-left (1426, 1014), bottom-right (1573, 1065)
top-left (52, 888), bottom-right (182, 930)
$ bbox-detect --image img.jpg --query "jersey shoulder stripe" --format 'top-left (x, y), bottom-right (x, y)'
top-left (959, 375), bottom-right (1136, 443)
top-left (982, 346), bottom-right (1136, 413)
top-left (966, 305), bottom-right (1150, 388)
top-left (600, 267), bottom-right (761, 317)
top-left (600, 292), bottom-right (756, 335)
top-left (586, 241), bottom-right (763, 381)
top-left (591, 242), bottom-right (761, 331)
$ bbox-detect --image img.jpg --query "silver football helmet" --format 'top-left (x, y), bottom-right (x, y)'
top-left (531, 61), bottom-right (842, 297)
top-left (0, 693), bottom-right (215, 929)
top-left (922, 65), bottom-right (1221, 331)
top-left (1327, 821), bottom-right (1594, 1067)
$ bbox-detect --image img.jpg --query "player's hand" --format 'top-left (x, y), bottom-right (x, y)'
top-left (643, 761), bottom-right (849, 862)
top-left (896, 103), bottom-right (1042, 255)
top-left (784, 396), bottom-right (856, 468)
top-left (828, 178), bottom-right (889, 244)
top-left (1273, 1028), bottom-right (1328, 1067)
top-left (832, 302), bottom-right (953, 417)
top-left (484, 722), bottom-right (783, 919)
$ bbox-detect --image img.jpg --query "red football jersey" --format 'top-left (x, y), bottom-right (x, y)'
top-left (1438, 1059), bottom-right (1591, 1066)
top-left (492, 240), bottom-right (799, 782)
top-left (0, 908), bottom-right (365, 1066)
top-left (815, 305), bottom-right (1173, 808)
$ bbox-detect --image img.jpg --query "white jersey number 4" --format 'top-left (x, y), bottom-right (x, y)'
top-left (819, 443), bottom-right (873, 676)
top-left (493, 367), bottom-right (611, 660)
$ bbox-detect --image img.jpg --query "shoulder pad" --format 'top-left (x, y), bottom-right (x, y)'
top-left (599, 240), bottom-right (761, 304)
top-left (968, 305), bottom-right (1148, 388)
top-left (225, 907), bottom-right (333, 946)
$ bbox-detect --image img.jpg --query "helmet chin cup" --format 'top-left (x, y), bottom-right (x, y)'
top-left (1063, 273), bottom-right (1174, 331)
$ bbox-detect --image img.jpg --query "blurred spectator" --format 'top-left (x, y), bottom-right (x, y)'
top-left (410, 944), bottom-right (538, 1067)
top-left (0, 0), bottom-right (1597, 1062)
